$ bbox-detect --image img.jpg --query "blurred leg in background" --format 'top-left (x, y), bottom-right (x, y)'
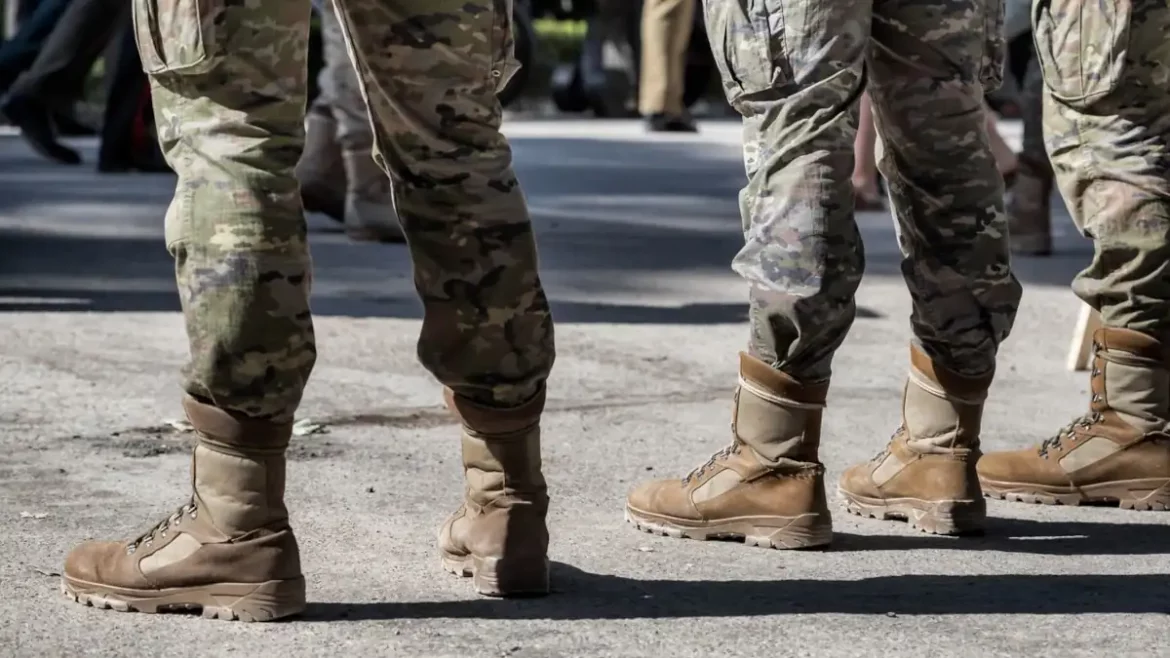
top-left (638, 0), bottom-right (697, 132)
top-left (0, 0), bottom-right (72, 92)
top-left (853, 92), bottom-right (883, 210)
top-left (1006, 32), bottom-right (1055, 255)
top-left (295, 0), bottom-right (401, 241)
top-left (0, 0), bottom-right (126, 164)
top-left (96, 11), bottom-right (169, 173)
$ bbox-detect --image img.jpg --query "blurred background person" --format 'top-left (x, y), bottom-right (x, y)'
top-left (295, 0), bottom-right (402, 242)
top-left (94, 11), bottom-right (168, 173)
top-left (1, 0), bottom-right (125, 165)
top-left (0, 0), bottom-right (97, 137)
top-left (638, 0), bottom-right (697, 132)
top-left (1004, 0), bottom-right (1055, 255)
top-left (853, 92), bottom-right (883, 209)
top-left (853, 92), bottom-right (1019, 210)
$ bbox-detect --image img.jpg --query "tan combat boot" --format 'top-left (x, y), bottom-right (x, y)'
top-left (624, 353), bottom-right (833, 549)
top-left (979, 328), bottom-right (1170, 510)
top-left (61, 397), bottom-right (305, 621)
top-left (296, 111), bottom-right (346, 222)
top-left (342, 148), bottom-right (404, 243)
top-left (839, 345), bottom-right (991, 535)
top-left (1007, 154), bottom-right (1054, 256)
top-left (439, 388), bottom-right (550, 596)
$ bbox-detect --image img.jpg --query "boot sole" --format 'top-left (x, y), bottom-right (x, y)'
top-left (440, 553), bottom-right (550, 598)
top-left (61, 575), bottom-right (305, 622)
top-left (623, 506), bottom-right (833, 549)
top-left (839, 490), bottom-right (986, 535)
top-left (980, 477), bottom-right (1170, 510)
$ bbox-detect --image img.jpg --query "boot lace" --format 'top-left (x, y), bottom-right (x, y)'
top-left (1038, 411), bottom-right (1103, 458)
top-left (869, 425), bottom-right (904, 462)
top-left (1039, 359), bottom-right (1105, 458)
top-left (682, 443), bottom-right (740, 484)
top-left (126, 500), bottom-right (198, 555)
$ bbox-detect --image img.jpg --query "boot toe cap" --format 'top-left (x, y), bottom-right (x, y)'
top-left (838, 461), bottom-right (877, 498)
top-left (976, 448), bottom-right (1044, 483)
top-left (64, 540), bottom-right (131, 584)
top-left (626, 478), bottom-right (697, 520)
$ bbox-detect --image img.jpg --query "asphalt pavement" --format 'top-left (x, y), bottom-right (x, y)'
top-left (1, 119), bottom-right (1166, 657)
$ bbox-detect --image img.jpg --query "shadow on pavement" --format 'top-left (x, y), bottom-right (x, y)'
top-left (307, 573), bottom-right (1168, 620)
top-left (306, 516), bottom-right (1170, 620)
top-left (833, 515), bottom-right (1170, 555)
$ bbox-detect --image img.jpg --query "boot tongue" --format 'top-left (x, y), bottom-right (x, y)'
top-left (1097, 347), bottom-right (1170, 433)
top-left (192, 443), bottom-right (286, 535)
top-left (460, 429), bottom-right (547, 508)
top-left (902, 373), bottom-right (985, 453)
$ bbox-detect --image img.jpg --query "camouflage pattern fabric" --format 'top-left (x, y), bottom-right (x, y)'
top-left (1037, 0), bottom-right (1170, 338)
top-left (705, 0), bottom-right (1022, 380)
top-left (135, 0), bottom-right (554, 424)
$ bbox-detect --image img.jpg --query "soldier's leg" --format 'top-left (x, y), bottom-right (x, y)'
top-left (979, 0), bottom-right (1170, 510)
top-left (1007, 40), bottom-right (1056, 255)
top-left (626, 0), bottom-right (873, 550)
top-left (838, 0), bottom-right (1022, 534)
top-left (331, 0), bottom-right (555, 594)
top-left (61, 0), bottom-right (313, 621)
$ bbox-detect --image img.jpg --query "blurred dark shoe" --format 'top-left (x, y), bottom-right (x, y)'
top-left (297, 112), bottom-right (346, 222)
top-left (646, 112), bottom-right (698, 133)
top-left (97, 153), bottom-right (172, 174)
top-left (53, 110), bottom-right (98, 137)
top-left (2, 95), bottom-right (81, 165)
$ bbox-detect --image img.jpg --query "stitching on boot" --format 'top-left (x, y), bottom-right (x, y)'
top-left (196, 435), bottom-right (286, 458)
top-left (908, 367), bottom-right (987, 405)
top-left (738, 377), bottom-right (824, 410)
top-left (182, 395), bottom-right (292, 450)
top-left (444, 387), bottom-right (545, 437)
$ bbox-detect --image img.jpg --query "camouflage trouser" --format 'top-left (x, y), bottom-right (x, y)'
top-left (705, 0), bottom-right (1022, 379)
top-left (1037, 0), bottom-right (1170, 338)
top-left (134, 0), bottom-right (555, 423)
top-left (308, 0), bottom-right (371, 152)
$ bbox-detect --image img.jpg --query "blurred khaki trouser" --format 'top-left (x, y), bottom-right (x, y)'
top-left (638, 0), bottom-right (694, 116)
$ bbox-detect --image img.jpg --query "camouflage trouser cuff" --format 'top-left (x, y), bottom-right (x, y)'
top-left (182, 395), bottom-right (292, 456)
top-left (443, 387), bottom-right (546, 439)
top-left (908, 345), bottom-right (994, 404)
top-left (739, 352), bottom-right (830, 409)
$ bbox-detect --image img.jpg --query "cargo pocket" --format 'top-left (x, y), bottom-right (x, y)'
top-left (1032, 0), bottom-right (1132, 109)
top-left (133, 0), bottom-right (224, 76)
top-left (979, 0), bottom-right (1006, 91)
top-left (704, 0), bottom-right (784, 106)
top-left (489, 0), bottom-right (521, 93)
